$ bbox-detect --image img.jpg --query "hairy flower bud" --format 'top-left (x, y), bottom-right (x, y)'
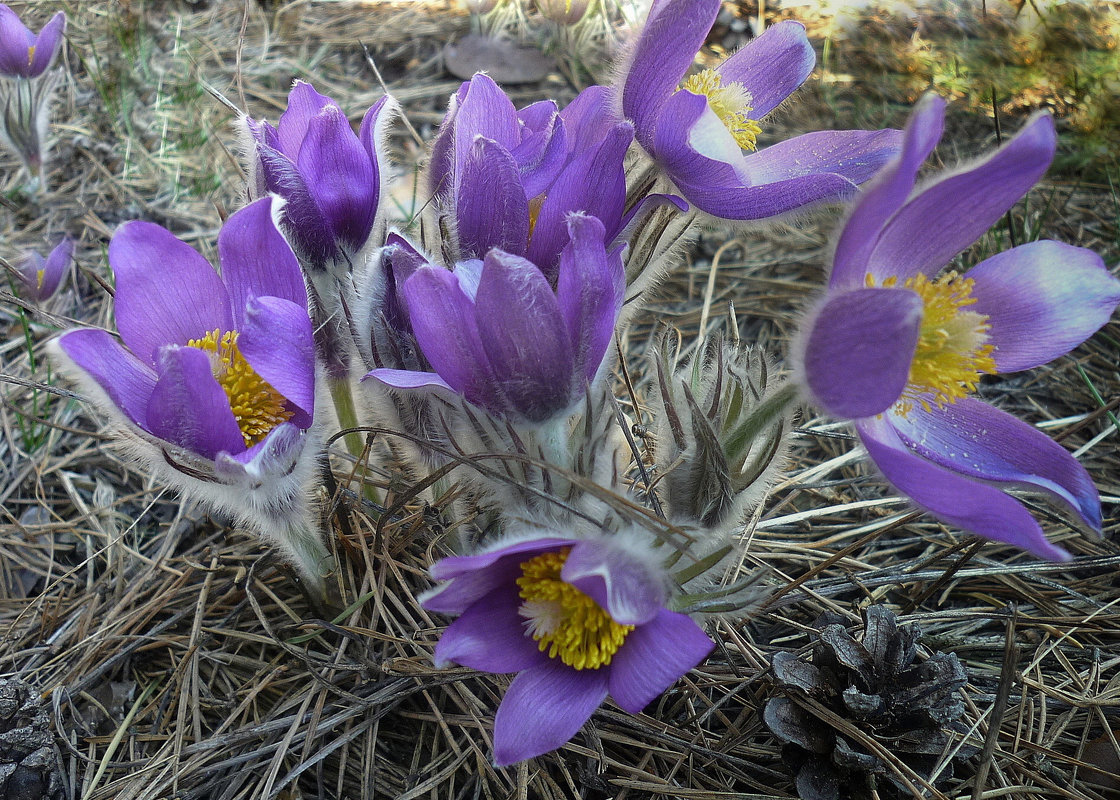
top-left (650, 332), bottom-right (789, 535)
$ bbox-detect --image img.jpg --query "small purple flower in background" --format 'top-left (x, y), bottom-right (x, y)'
top-left (615, 0), bottom-right (901, 220)
top-left (13, 235), bottom-right (72, 301)
top-left (795, 94), bottom-right (1120, 561)
top-left (422, 532), bottom-right (715, 766)
top-left (242, 81), bottom-right (395, 268)
top-left (52, 198), bottom-right (330, 588)
top-left (0, 5), bottom-right (65, 188)
top-left (367, 213), bottom-right (624, 424)
top-left (0, 4), bottom-right (64, 78)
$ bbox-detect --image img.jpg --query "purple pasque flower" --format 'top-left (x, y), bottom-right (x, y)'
top-left (616, 0), bottom-right (901, 221)
top-left (51, 198), bottom-right (328, 584)
top-left (0, 5), bottom-right (64, 78)
top-left (422, 532), bottom-right (715, 766)
top-left (367, 212), bottom-right (624, 424)
top-left (429, 74), bottom-right (649, 279)
top-left (796, 94), bottom-right (1120, 561)
top-left (55, 197), bottom-right (314, 462)
top-left (243, 81), bottom-right (395, 267)
top-left (14, 234), bottom-right (71, 301)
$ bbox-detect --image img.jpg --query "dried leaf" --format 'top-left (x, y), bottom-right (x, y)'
top-left (443, 35), bottom-right (554, 83)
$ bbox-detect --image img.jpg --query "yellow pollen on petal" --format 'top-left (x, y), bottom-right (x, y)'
top-left (516, 548), bottom-right (634, 671)
top-left (35, 268), bottom-right (45, 291)
top-left (679, 68), bottom-right (762, 151)
top-left (867, 271), bottom-right (997, 415)
top-left (527, 193), bottom-right (545, 241)
top-left (187, 328), bottom-right (294, 447)
top-left (26, 44), bottom-right (35, 66)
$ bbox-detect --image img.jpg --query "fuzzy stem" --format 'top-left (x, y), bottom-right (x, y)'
top-left (723, 380), bottom-right (798, 467)
top-left (276, 517), bottom-right (331, 600)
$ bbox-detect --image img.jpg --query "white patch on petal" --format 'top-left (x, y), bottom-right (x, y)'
top-left (687, 103), bottom-right (750, 183)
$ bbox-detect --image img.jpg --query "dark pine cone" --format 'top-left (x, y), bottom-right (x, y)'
top-left (764, 605), bottom-right (971, 800)
top-left (0, 678), bottom-right (65, 800)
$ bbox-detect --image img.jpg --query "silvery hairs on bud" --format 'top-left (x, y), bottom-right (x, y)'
top-left (650, 331), bottom-right (791, 540)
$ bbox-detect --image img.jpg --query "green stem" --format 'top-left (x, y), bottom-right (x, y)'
top-left (328, 376), bottom-right (381, 506)
top-left (723, 380), bottom-right (799, 467)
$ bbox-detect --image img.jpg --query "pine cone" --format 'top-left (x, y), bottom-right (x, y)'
top-left (764, 605), bottom-right (971, 800)
top-left (0, 678), bottom-right (65, 800)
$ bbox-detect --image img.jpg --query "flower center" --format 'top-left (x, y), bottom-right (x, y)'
top-left (868, 271), bottom-right (996, 414)
top-left (187, 328), bottom-right (294, 447)
top-left (679, 68), bottom-right (761, 151)
top-left (517, 548), bottom-right (633, 670)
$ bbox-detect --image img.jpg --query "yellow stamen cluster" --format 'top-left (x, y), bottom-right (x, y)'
top-left (680, 68), bottom-right (762, 151)
top-left (868, 271), bottom-right (997, 414)
top-left (517, 548), bottom-right (633, 671)
top-left (187, 329), bottom-right (293, 447)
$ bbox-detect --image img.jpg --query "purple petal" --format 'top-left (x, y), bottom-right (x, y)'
top-left (800, 287), bottom-right (923, 419)
top-left (970, 240), bottom-right (1120, 372)
top-left (527, 122), bottom-right (632, 276)
top-left (218, 198), bottom-right (307, 317)
top-left (402, 265), bottom-right (507, 414)
top-left (54, 329), bottom-right (156, 426)
top-left (653, 89), bottom-right (746, 185)
top-left (453, 74), bottom-right (520, 186)
top-left (742, 129), bottom-right (904, 193)
top-left (652, 94), bottom-right (891, 220)
top-left (297, 104), bottom-right (377, 254)
top-left (455, 137), bottom-right (529, 259)
top-left (365, 368), bottom-right (455, 393)
top-left (276, 80), bottom-right (333, 158)
top-left (146, 345), bottom-right (245, 459)
top-left (513, 107), bottom-right (568, 201)
top-left (866, 112), bottom-right (1056, 281)
top-left (889, 398), bottom-right (1102, 532)
top-left (608, 608), bottom-right (714, 714)
top-left (831, 94), bottom-right (946, 289)
top-left (431, 537), bottom-right (577, 582)
top-left (238, 296), bottom-right (316, 426)
top-left (358, 94), bottom-right (393, 203)
top-left (493, 661), bottom-right (608, 766)
top-left (256, 145), bottom-right (340, 266)
top-left (26, 10), bottom-right (63, 77)
top-left (560, 85), bottom-right (616, 156)
top-left (110, 221), bottom-right (233, 364)
top-left (474, 250), bottom-right (575, 421)
top-left (678, 171), bottom-right (859, 220)
top-left (20, 236), bottom-right (72, 301)
top-left (216, 421), bottom-right (303, 474)
top-left (857, 416), bottom-right (1070, 561)
top-left (423, 537), bottom-right (577, 613)
top-left (433, 587), bottom-right (548, 672)
top-left (621, 0), bottom-right (720, 149)
top-left (37, 236), bottom-right (73, 299)
top-left (428, 85), bottom-right (466, 200)
top-left (0, 4), bottom-right (33, 76)
top-left (561, 538), bottom-right (667, 626)
top-left (717, 20), bottom-right (813, 118)
top-left (555, 214), bottom-right (623, 385)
